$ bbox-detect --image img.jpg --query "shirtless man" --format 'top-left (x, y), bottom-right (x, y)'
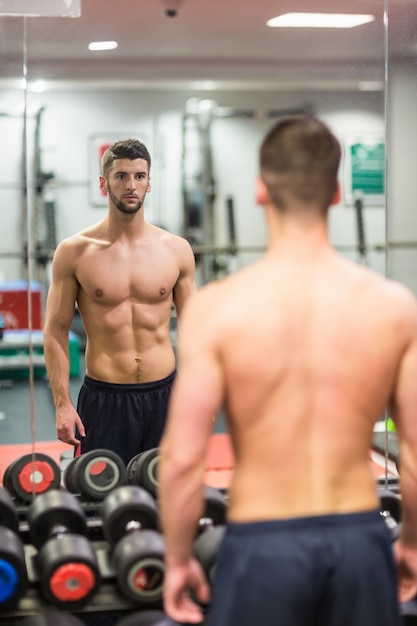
top-left (43, 138), bottom-right (196, 465)
top-left (158, 115), bottom-right (417, 626)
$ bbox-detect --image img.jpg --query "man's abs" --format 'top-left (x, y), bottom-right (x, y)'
top-left (85, 340), bottom-right (176, 384)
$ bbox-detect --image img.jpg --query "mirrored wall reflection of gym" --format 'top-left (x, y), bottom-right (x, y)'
top-left (0, 0), bottom-right (416, 624)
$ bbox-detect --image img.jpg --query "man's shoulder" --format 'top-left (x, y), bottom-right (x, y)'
top-left (356, 265), bottom-right (417, 326)
top-left (153, 226), bottom-right (194, 257)
top-left (357, 263), bottom-right (416, 303)
top-left (56, 223), bottom-right (104, 252)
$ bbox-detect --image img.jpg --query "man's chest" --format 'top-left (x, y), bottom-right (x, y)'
top-left (76, 246), bottom-right (179, 306)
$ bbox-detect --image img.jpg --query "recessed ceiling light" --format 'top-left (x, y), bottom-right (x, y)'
top-left (88, 41), bottom-right (118, 51)
top-left (358, 81), bottom-right (384, 91)
top-left (30, 79), bottom-right (46, 93)
top-left (267, 13), bottom-right (375, 29)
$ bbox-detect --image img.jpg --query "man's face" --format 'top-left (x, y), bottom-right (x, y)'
top-left (100, 158), bottom-right (151, 215)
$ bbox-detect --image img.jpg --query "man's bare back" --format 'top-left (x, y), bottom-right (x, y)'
top-left (159, 116), bottom-right (417, 624)
top-left (193, 245), bottom-right (414, 521)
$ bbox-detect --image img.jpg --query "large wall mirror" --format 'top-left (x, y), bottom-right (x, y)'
top-left (0, 0), bottom-right (415, 473)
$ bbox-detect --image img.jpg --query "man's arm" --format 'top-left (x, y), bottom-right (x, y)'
top-left (390, 292), bottom-right (417, 602)
top-left (43, 240), bottom-right (85, 445)
top-left (172, 237), bottom-right (197, 319)
top-left (159, 288), bottom-right (224, 622)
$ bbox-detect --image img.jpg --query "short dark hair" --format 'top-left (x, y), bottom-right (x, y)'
top-left (101, 138), bottom-right (151, 177)
top-left (260, 115), bottom-right (341, 213)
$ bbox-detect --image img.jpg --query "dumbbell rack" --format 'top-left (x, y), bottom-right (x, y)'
top-left (2, 498), bottom-right (163, 619)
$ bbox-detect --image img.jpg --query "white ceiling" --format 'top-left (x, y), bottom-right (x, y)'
top-left (1, 0), bottom-right (417, 90)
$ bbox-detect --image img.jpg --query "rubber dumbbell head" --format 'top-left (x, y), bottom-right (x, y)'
top-left (378, 487), bottom-right (401, 522)
top-left (0, 487), bottom-right (29, 612)
top-left (101, 485), bottom-right (165, 605)
top-left (3, 453), bottom-right (61, 502)
top-left (64, 449), bottom-right (127, 501)
top-left (378, 486), bottom-right (402, 542)
top-left (193, 524), bottom-right (225, 585)
top-left (20, 610), bottom-right (85, 625)
top-left (127, 448), bottom-right (159, 498)
top-left (116, 610), bottom-right (180, 626)
top-left (198, 485), bottom-right (228, 533)
top-left (28, 489), bottom-right (101, 609)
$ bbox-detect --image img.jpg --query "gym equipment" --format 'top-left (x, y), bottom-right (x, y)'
top-left (101, 485), bottom-right (165, 606)
top-left (63, 449), bottom-right (127, 501)
top-left (3, 452), bottom-right (61, 502)
top-left (192, 485), bottom-right (227, 587)
top-left (20, 610), bottom-right (85, 625)
top-left (198, 485), bottom-right (228, 531)
top-left (27, 489), bottom-right (101, 609)
top-left (0, 486), bottom-right (29, 611)
top-left (378, 486), bottom-right (401, 540)
top-left (127, 448), bottom-right (159, 498)
top-left (116, 609), bottom-right (179, 625)
top-left (193, 524), bottom-right (225, 586)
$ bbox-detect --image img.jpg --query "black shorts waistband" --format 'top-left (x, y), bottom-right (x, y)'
top-left (227, 509), bottom-right (382, 535)
top-left (83, 371), bottom-right (176, 394)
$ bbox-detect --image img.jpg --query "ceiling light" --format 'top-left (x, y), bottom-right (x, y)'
top-left (358, 81), bottom-right (384, 91)
top-left (267, 13), bottom-right (375, 29)
top-left (88, 41), bottom-right (118, 51)
top-left (30, 80), bottom-right (46, 93)
top-left (191, 81), bottom-right (217, 91)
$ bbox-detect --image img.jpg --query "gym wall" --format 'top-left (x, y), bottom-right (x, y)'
top-left (0, 84), bottom-right (391, 289)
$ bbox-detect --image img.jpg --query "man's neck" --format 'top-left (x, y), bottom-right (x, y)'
top-left (265, 204), bottom-right (331, 258)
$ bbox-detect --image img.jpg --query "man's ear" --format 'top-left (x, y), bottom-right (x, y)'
top-left (331, 181), bottom-right (341, 206)
top-left (255, 177), bottom-right (268, 206)
top-left (99, 175), bottom-right (108, 195)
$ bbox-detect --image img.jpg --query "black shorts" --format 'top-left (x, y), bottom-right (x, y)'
top-left (207, 510), bottom-right (401, 626)
top-left (74, 371), bottom-right (176, 465)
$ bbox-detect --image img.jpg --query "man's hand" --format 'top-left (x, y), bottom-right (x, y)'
top-left (163, 558), bottom-right (210, 624)
top-left (56, 405), bottom-right (85, 446)
top-left (394, 539), bottom-right (417, 603)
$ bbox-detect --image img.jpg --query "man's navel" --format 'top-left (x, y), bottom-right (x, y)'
top-left (134, 356), bottom-right (141, 383)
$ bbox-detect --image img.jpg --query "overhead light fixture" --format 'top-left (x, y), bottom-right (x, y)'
top-left (267, 13), bottom-right (375, 29)
top-left (358, 81), bottom-right (384, 91)
top-left (88, 41), bottom-right (118, 51)
top-left (30, 79), bottom-right (46, 93)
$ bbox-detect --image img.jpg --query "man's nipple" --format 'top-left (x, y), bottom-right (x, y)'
top-left (95, 288), bottom-right (103, 297)
top-left (160, 287), bottom-right (166, 296)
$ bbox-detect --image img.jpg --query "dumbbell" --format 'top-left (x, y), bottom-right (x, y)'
top-left (378, 486), bottom-right (401, 540)
top-left (3, 452), bottom-right (61, 502)
top-left (192, 485), bottom-right (227, 587)
top-left (64, 449), bottom-right (127, 501)
top-left (27, 489), bottom-right (101, 609)
top-left (127, 448), bottom-right (159, 498)
top-left (193, 525), bottom-right (225, 587)
top-left (198, 485), bottom-right (228, 530)
top-left (0, 486), bottom-right (28, 611)
top-left (117, 610), bottom-right (180, 626)
top-left (101, 485), bottom-right (165, 606)
top-left (20, 610), bottom-right (85, 625)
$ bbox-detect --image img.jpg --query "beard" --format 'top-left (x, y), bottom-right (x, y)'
top-left (107, 183), bottom-right (145, 215)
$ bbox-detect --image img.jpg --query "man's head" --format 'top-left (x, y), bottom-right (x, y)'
top-left (259, 115), bottom-right (341, 215)
top-left (101, 138), bottom-right (151, 179)
top-left (100, 139), bottom-right (152, 215)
